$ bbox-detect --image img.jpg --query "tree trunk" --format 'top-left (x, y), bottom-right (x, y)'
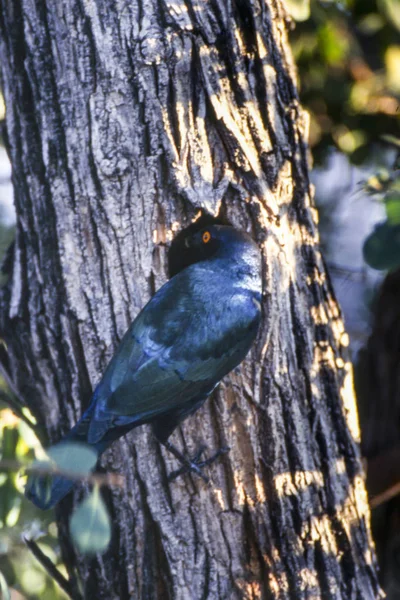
top-left (0, 0), bottom-right (383, 598)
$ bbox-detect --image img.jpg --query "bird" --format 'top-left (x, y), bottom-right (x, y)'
top-left (25, 224), bottom-right (262, 509)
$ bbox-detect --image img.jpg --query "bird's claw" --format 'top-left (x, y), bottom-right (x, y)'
top-left (166, 444), bottom-right (230, 483)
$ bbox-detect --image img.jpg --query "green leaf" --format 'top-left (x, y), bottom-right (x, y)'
top-left (378, 0), bottom-right (400, 31)
top-left (285, 0), bottom-right (310, 21)
top-left (69, 487), bottom-right (111, 555)
top-left (381, 134), bottom-right (400, 148)
top-left (0, 570), bottom-right (10, 600)
top-left (46, 442), bottom-right (98, 476)
top-left (26, 442), bottom-right (97, 509)
top-left (1, 427), bottom-right (20, 527)
top-left (363, 221), bottom-right (400, 270)
top-left (385, 192), bottom-right (400, 224)
top-left (318, 21), bottom-right (350, 65)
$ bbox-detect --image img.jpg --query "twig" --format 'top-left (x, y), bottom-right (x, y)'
top-left (0, 361), bottom-right (40, 431)
top-left (370, 483), bottom-right (400, 509)
top-left (0, 362), bottom-right (27, 410)
top-left (24, 537), bottom-right (80, 600)
top-left (0, 388), bottom-right (37, 430)
top-left (0, 459), bottom-right (125, 488)
top-left (366, 445), bottom-right (400, 509)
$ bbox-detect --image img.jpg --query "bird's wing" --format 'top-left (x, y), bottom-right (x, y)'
top-left (88, 267), bottom-right (260, 443)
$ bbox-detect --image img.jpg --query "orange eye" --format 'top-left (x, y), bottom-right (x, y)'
top-left (202, 231), bottom-right (211, 244)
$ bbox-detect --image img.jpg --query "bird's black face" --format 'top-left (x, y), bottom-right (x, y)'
top-left (168, 224), bottom-right (259, 277)
top-left (168, 225), bottom-right (221, 277)
top-left (185, 225), bottom-right (220, 257)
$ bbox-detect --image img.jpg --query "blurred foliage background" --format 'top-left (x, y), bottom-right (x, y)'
top-left (291, 0), bottom-right (400, 272)
top-left (0, 0), bottom-right (399, 597)
top-left (290, 0), bottom-right (399, 162)
top-left (0, 404), bottom-right (68, 599)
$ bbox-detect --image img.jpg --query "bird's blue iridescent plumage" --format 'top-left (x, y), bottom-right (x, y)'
top-left (25, 225), bottom-right (262, 509)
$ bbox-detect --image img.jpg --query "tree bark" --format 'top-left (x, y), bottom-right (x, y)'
top-left (0, 0), bottom-right (383, 598)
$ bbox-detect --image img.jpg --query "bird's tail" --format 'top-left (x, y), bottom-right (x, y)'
top-left (25, 407), bottom-right (110, 510)
top-left (25, 467), bottom-right (79, 511)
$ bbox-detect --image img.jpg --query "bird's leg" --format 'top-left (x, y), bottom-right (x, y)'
top-left (163, 441), bottom-right (230, 483)
top-left (163, 441), bottom-right (209, 482)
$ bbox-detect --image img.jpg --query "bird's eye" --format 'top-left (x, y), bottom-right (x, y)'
top-left (202, 231), bottom-right (211, 244)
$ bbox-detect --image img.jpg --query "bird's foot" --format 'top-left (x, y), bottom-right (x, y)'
top-left (164, 442), bottom-right (230, 482)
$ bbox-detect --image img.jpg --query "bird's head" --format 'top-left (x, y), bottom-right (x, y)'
top-left (169, 224), bottom-right (260, 277)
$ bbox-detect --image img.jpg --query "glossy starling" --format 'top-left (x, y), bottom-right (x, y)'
top-left (26, 225), bottom-right (262, 509)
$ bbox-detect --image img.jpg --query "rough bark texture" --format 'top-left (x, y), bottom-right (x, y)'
top-left (0, 0), bottom-right (383, 598)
